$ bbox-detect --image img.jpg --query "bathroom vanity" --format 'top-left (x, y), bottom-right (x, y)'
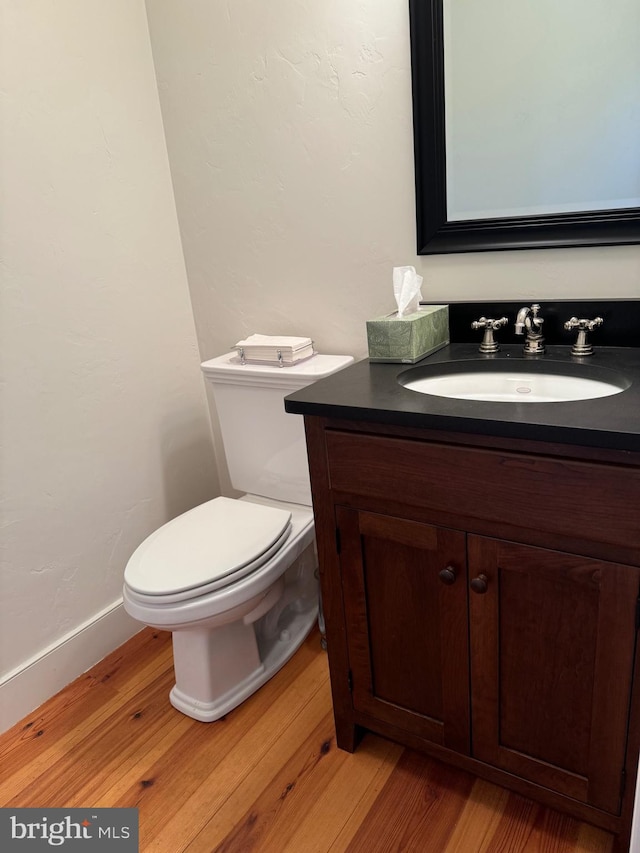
top-left (285, 339), bottom-right (640, 852)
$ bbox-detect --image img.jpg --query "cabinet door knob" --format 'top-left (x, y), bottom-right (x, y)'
top-left (438, 566), bottom-right (457, 585)
top-left (470, 574), bottom-right (488, 594)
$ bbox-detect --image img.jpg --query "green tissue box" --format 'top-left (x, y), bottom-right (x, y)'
top-left (366, 304), bottom-right (449, 363)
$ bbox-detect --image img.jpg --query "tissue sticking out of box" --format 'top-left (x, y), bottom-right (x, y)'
top-left (367, 268), bottom-right (449, 363)
top-left (233, 334), bottom-right (315, 366)
top-left (393, 266), bottom-right (423, 318)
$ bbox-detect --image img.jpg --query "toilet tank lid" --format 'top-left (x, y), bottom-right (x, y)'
top-left (201, 352), bottom-right (354, 387)
top-left (124, 497), bottom-right (292, 596)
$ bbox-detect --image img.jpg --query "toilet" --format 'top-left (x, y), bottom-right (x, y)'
top-left (123, 350), bottom-right (353, 722)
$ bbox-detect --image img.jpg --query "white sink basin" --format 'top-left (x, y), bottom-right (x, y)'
top-left (401, 368), bottom-right (628, 403)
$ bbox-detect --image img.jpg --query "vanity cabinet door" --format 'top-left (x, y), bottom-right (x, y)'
top-left (468, 535), bottom-right (639, 815)
top-left (336, 507), bottom-right (470, 754)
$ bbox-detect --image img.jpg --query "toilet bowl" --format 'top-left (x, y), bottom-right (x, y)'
top-left (124, 495), bottom-right (316, 721)
top-left (122, 351), bottom-right (353, 722)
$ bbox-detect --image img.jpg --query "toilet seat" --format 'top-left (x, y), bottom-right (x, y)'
top-left (124, 496), bottom-right (292, 604)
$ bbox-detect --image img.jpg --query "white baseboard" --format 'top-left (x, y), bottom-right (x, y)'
top-left (0, 599), bottom-right (141, 734)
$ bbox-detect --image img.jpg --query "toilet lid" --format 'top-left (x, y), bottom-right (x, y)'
top-left (124, 497), bottom-right (292, 597)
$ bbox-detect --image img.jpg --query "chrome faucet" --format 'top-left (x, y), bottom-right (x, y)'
top-left (514, 303), bottom-right (545, 354)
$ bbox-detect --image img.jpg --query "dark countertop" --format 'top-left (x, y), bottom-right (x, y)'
top-left (285, 344), bottom-right (640, 453)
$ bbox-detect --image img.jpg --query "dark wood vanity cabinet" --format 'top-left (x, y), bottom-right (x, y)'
top-left (304, 417), bottom-right (640, 850)
top-left (468, 536), bottom-right (636, 817)
top-left (338, 509), bottom-right (471, 753)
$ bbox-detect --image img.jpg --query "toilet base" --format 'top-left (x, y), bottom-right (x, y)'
top-left (167, 542), bottom-right (319, 722)
top-left (169, 603), bottom-right (318, 722)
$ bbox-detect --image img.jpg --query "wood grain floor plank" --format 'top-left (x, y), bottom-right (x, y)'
top-left (280, 734), bottom-right (404, 853)
top-left (329, 737), bottom-right (406, 852)
top-left (4, 671), bottom-right (177, 806)
top-left (84, 712), bottom-right (194, 807)
top-left (0, 627), bottom-right (615, 853)
top-left (190, 712), bottom-right (341, 853)
top-left (345, 748), bottom-right (477, 852)
top-left (88, 630), bottom-right (173, 691)
top-left (444, 779), bottom-right (512, 852)
top-left (0, 631), bottom-right (173, 797)
top-left (125, 634), bottom-right (330, 850)
top-left (148, 667), bottom-right (332, 851)
top-left (0, 679), bottom-right (119, 777)
top-left (521, 808), bottom-right (583, 853)
top-left (479, 791), bottom-right (541, 852)
top-left (574, 824), bottom-right (615, 853)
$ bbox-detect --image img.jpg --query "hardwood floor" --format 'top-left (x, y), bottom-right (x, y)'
top-left (0, 628), bottom-right (614, 852)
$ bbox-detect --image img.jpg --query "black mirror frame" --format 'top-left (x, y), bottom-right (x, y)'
top-left (409, 0), bottom-right (640, 254)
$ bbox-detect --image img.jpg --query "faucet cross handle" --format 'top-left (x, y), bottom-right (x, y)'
top-left (563, 316), bottom-right (603, 357)
top-left (471, 316), bottom-right (508, 354)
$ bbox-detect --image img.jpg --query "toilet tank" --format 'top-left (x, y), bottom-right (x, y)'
top-left (201, 352), bottom-right (354, 506)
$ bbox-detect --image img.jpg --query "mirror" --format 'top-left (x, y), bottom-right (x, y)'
top-left (409, 0), bottom-right (640, 254)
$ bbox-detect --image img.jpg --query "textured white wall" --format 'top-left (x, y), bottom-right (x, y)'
top-left (0, 0), bottom-right (218, 721)
top-left (145, 0), bottom-right (639, 365)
